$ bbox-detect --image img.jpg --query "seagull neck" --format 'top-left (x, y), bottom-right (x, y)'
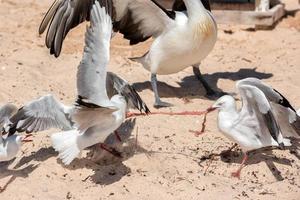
top-left (183, 0), bottom-right (206, 18)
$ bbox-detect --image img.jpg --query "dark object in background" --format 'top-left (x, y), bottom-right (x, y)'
top-left (172, 0), bottom-right (211, 11)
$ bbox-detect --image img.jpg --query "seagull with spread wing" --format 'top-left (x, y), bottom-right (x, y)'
top-left (8, 2), bottom-right (149, 165)
top-left (210, 79), bottom-right (294, 178)
top-left (39, 0), bottom-right (220, 108)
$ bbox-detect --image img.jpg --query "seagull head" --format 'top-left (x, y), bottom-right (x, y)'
top-left (211, 95), bottom-right (236, 111)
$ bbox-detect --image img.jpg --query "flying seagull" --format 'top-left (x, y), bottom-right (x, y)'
top-left (0, 104), bottom-right (32, 162)
top-left (210, 80), bottom-right (294, 178)
top-left (8, 2), bottom-right (149, 165)
top-left (39, 0), bottom-right (220, 108)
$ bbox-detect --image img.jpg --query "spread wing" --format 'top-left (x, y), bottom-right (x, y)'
top-left (237, 83), bottom-right (282, 145)
top-left (238, 78), bottom-right (300, 138)
top-left (39, 0), bottom-right (175, 56)
top-left (106, 72), bottom-right (150, 114)
top-left (115, 0), bottom-right (176, 45)
top-left (39, 0), bottom-right (115, 57)
top-left (7, 95), bottom-right (73, 136)
top-left (76, 2), bottom-right (113, 108)
top-left (73, 2), bottom-right (117, 132)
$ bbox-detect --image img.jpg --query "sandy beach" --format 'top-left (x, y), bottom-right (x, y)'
top-left (0, 0), bottom-right (299, 199)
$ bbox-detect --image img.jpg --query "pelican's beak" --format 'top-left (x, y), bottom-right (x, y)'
top-left (22, 134), bottom-right (33, 143)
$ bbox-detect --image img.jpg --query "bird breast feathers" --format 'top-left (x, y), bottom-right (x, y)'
top-left (192, 15), bottom-right (215, 41)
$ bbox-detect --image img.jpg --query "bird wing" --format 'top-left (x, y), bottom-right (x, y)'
top-left (237, 83), bottom-right (282, 145)
top-left (115, 0), bottom-right (176, 45)
top-left (39, 0), bottom-right (176, 56)
top-left (106, 72), bottom-right (150, 114)
top-left (73, 2), bottom-right (118, 133)
top-left (76, 2), bottom-right (114, 108)
top-left (238, 78), bottom-right (300, 138)
top-left (8, 95), bottom-right (73, 136)
top-left (39, 0), bottom-right (114, 57)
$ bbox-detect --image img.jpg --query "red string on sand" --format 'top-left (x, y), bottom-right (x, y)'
top-left (126, 107), bottom-right (216, 135)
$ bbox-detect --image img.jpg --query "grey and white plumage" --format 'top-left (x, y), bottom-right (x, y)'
top-left (237, 78), bottom-right (300, 139)
top-left (0, 103), bottom-right (23, 162)
top-left (9, 3), bottom-right (149, 165)
top-left (211, 80), bottom-right (294, 178)
top-left (39, 0), bottom-right (219, 108)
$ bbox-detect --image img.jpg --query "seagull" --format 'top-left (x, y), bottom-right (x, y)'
top-left (0, 104), bottom-right (32, 162)
top-left (210, 80), bottom-right (293, 178)
top-left (8, 2), bottom-right (149, 165)
top-left (39, 0), bottom-right (220, 108)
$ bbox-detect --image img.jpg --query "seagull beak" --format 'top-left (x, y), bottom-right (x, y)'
top-left (22, 134), bottom-right (33, 143)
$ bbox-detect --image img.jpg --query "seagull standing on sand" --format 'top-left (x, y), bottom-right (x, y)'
top-left (0, 104), bottom-right (32, 162)
top-left (8, 2), bottom-right (149, 165)
top-left (210, 79), bottom-right (295, 178)
top-left (39, 0), bottom-right (219, 108)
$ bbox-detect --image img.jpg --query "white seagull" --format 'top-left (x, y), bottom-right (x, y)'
top-left (8, 2), bottom-right (149, 165)
top-left (39, 0), bottom-right (219, 108)
top-left (0, 103), bottom-right (32, 162)
top-left (210, 79), bottom-right (294, 178)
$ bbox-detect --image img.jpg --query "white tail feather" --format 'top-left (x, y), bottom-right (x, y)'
top-left (51, 130), bottom-right (81, 165)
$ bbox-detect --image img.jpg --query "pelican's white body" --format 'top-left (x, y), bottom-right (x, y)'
top-left (139, 0), bottom-right (217, 75)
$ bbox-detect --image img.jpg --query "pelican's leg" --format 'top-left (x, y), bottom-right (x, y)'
top-left (231, 152), bottom-right (248, 179)
top-left (192, 64), bottom-right (226, 99)
top-left (151, 74), bottom-right (173, 108)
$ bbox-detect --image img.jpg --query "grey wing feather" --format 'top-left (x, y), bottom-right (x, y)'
top-left (8, 95), bottom-right (73, 136)
top-left (238, 78), bottom-right (300, 137)
top-left (76, 2), bottom-right (114, 108)
top-left (106, 72), bottom-right (150, 114)
top-left (238, 84), bottom-right (281, 145)
top-left (39, 0), bottom-right (114, 57)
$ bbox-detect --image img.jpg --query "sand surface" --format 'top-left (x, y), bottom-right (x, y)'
top-left (0, 0), bottom-right (299, 199)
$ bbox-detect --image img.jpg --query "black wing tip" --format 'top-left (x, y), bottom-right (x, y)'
top-left (76, 95), bottom-right (101, 108)
top-left (273, 88), bottom-right (296, 112)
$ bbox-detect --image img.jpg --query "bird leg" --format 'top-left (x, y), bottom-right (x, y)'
top-left (192, 65), bottom-right (226, 99)
top-left (151, 74), bottom-right (173, 108)
top-left (231, 153), bottom-right (248, 179)
top-left (114, 131), bottom-right (122, 142)
top-left (99, 143), bottom-right (122, 158)
top-left (21, 134), bottom-right (33, 143)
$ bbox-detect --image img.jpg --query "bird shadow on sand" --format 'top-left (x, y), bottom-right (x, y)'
top-left (133, 67), bottom-right (273, 100)
top-left (55, 118), bottom-right (150, 186)
top-left (0, 161), bottom-right (39, 193)
top-left (201, 139), bottom-right (300, 181)
top-left (0, 147), bottom-right (55, 193)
